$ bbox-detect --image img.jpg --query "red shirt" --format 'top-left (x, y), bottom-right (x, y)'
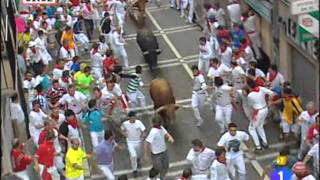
top-left (103, 57), bottom-right (118, 73)
top-left (217, 29), bottom-right (231, 42)
top-left (38, 127), bottom-right (59, 145)
top-left (306, 124), bottom-right (320, 142)
top-left (35, 141), bottom-right (55, 167)
top-left (11, 149), bottom-right (32, 172)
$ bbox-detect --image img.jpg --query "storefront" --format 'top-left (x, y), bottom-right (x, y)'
top-left (278, 0), bottom-right (319, 104)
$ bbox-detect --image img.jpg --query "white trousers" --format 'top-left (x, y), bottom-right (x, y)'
top-left (127, 141), bottom-right (142, 171)
top-left (170, 0), bottom-right (175, 7)
top-left (74, 33), bottom-right (89, 50)
top-left (90, 130), bottom-right (105, 148)
top-left (248, 32), bottom-right (261, 59)
top-left (227, 154), bottom-right (246, 180)
top-left (248, 107), bottom-right (268, 147)
top-left (114, 46), bottom-right (128, 67)
top-left (98, 163), bottom-right (115, 180)
top-left (91, 67), bottom-right (103, 81)
top-left (127, 90), bottom-right (146, 108)
top-left (116, 13), bottom-right (125, 33)
top-left (15, 169), bottom-right (30, 180)
top-left (188, 0), bottom-right (195, 23)
top-left (40, 50), bottom-right (53, 65)
top-left (198, 58), bottom-right (210, 75)
top-left (215, 104), bottom-right (233, 133)
top-left (66, 175), bottom-right (84, 180)
top-left (180, 0), bottom-right (188, 16)
top-left (191, 92), bottom-right (206, 123)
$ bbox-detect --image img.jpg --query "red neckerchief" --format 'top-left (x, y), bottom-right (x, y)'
top-left (251, 86), bottom-right (260, 92)
top-left (153, 125), bottom-right (162, 129)
top-left (62, 77), bottom-right (69, 83)
top-left (284, 96), bottom-right (294, 101)
top-left (86, 3), bottom-right (92, 12)
top-left (199, 147), bottom-right (205, 153)
top-left (37, 92), bottom-right (45, 96)
top-left (180, 176), bottom-right (187, 180)
top-left (51, 114), bottom-right (59, 121)
top-left (217, 159), bottom-right (227, 165)
top-left (55, 64), bottom-right (64, 70)
top-left (63, 45), bottom-right (69, 51)
top-left (68, 117), bottom-right (79, 129)
top-left (220, 46), bottom-right (227, 53)
top-left (92, 48), bottom-right (99, 55)
top-left (268, 72), bottom-right (278, 82)
top-left (31, 48), bottom-right (37, 54)
top-left (308, 111), bottom-right (318, 117)
top-left (33, 109), bottom-right (40, 113)
top-left (194, 71), bottom-right (203, 77)
top-left (242, 15), bottom-right (248, 22)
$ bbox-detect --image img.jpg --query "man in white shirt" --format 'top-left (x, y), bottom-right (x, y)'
top-left (90, 43), bottom-right (104, 80)
top-left (25, 41), bottom-right (41, 67)
top-left (291, 161), bottom-right (316, 180)
top-left (220, 43), bottom-right (233, 68)
top-left (212, 3), bottom-right (226, 27)
top-left (247, 78), bottom-right (274, 150)
top-left (297, 102), bottom-right (319, 159)
top-left (187, 0), bottom-right (195, 24)
top-left (23, 71), bottom-right (37, 111)
top-left (210, 147), bottom-right (231, 180)
top-left (226, 0), bottom-right (241, 29)
top-left (246, 61), bottom-right (265, 78)
top-left (110, 28), bottom-right (129, 67)
top-left (29, 100), bottom-right (47, 146)
top-left (144, 116), bottom-right (174, 179)
top-left (114, 0), bottom-right (127, 34)
top-left (186, 139), bottom-right (215, 175)
top-left (217, 122), bottom-right (249, 180)
top-left (209, 35), bottom-right (220, 59)
top-left (59, 40), bottom-right (73, 61)
top-left (10, 93), bottom-right (27, 141)
top-left (230, 60), bottom-right (246, 90)
top-left (266, 64), bottom-right (285, 89)
top-left (303, 143), bottom-right (319, 177)
top-left (207, 58), bottom-right (232, 83)
top-left (121, 111), bottom-right (146, 177)
top-left (242, 10), bottom-right (262, 60)
top-left (191, 65), bottom-right (207, 126)
top-left (55, 84), bottom-right (87, 120)
top-left (198, 37), bottom-right (212, 74)
top-left (34, 30), bottom-right (52, 66)
top-left (213, 77), bottom-right (235, 134)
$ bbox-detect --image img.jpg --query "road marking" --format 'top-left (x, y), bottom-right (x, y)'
top-left (147, 4), bottom-right (171, 11)
top-left (128, 98), bottom-right (192, 112)
top-left (89, 149), bottom-right (298, 179)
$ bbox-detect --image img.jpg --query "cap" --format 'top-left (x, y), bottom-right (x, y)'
top-left (128, 111), bottom-right (136, 117)
top-left (276, 155), bottom-right (288, 166)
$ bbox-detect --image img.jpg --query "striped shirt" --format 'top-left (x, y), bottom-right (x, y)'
top-left (127, 73), bottom-right (143, 93)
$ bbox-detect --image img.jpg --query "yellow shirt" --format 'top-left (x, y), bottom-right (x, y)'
top-left (65, 147), bottom-right (87, 178)
top-left (282, 97), bottom-right (303, 124)
top-left (74, 71), bottom-right (84, 81)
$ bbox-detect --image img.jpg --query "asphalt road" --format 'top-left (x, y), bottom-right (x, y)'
top-left (83, 1), bottom-right (300, 180)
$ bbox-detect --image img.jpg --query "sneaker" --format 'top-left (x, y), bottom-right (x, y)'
top-left (261, 142), bottom-right (269, 149)
top-left (133, 170), bottom-right (138, 178)
top-left (196, 119), bottom-right (203, 127)
top-left (254, 147), bottom-right (262, 153)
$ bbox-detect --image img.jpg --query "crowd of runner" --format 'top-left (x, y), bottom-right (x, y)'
top-left (8, 0), bottom-right (319, 179)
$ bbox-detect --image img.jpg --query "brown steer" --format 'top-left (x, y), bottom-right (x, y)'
top-left (150, 78), bottom-right (179, 127)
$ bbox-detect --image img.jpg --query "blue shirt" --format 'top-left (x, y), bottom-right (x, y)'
top-left (71, 62), bottom-right (80, 73)
top-left (82, 110), bottom-right (104, 132)
top-left (40, 74), bottom-right (51, 92)
top-left (232, 30), bottom-right (245, 48)
top-left (93, 140), bottom-right (116, 165)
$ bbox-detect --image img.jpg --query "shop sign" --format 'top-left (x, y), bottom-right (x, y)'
top-left (22, 0), bottom-right (56, 5)
top-left (244, 0), bottom-right (272, 23)
top-left (278, 14), bottom-right (319, 60)
top-left (291, 0), bottom-right (319, 15)
top-left (298, 13), bottom-right (319, 39)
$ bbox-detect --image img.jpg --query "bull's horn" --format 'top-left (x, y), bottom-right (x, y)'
top-left (155, 105), bottom-right (166, 114)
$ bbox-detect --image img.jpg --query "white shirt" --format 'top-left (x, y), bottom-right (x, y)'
top-left (226, 3), bottom-right (241, 24)
top-left (243, 45), bottom-right (256, 63)
top-left (59, 46), bottom-right (71, 60)
top-left (59, 78), bottom-right (73, 89)
top-left (101, 83), bottom-right (123, 97)
top-left (10, 102), bottom-right (25, 123)
top-left (245, 68), bottom-right (266, 78)
top-left (266, 72), bottom-right (285, 88)
top-left (215, 84), bottom-right (233, 106)
top-left (23, 78), bottom-right (36, 101)
top-left (199, 41), bottom-right (212, 60)
top-left (307, 143), bottom-right (319, 173)
top-left (247, 87), bottom-right (274, 109)
top-left (207, 64), bottom-right (231, 81)
top-left (193, 74), bottom-right (207, 93)
top-left (209, 36), bottom-right (220, 58)
top-left (214, 8), bottom-right (226, 27)
top-left (210, 160), bottom-right (231, 180)
top-left (217, 131), bottom-right (249, 159)
top-left (243, 15), bottom-right (257, 33)
top-left (114, 0), bottom-right (126, 15)
top-left (235, 56), bottom-right (247, 71)
top-left (121, 120), bottom-right (146, 142)
top-left (34, 36), bottom-right (48, 51)
top-left (299, 111), bottom-right (319, 139)
top-left (68, 124), bottom-right (80, 139)
top-left (186, 147), bottom-right (215, 172)
top-left (145, 126), bottom-right (168, 154)
top-left (111, 31), bottom-right (125, 47)
top-left (53, 68), bottom-right (63, 80)
top-left (231, 66), bottom-right (245, 84)
top-left (291, 174), bottom-right (316, 180)
top-left (98, 41), bottom-right (109, 54)
top-left (220, 47), bottom-right (232, 67)
top-left (90, 50), bottom-right (104, 69)
top-left (64, 60), bottom-right (73, 71)
top-left (58, 91), bottom-right (87, 114)
top-left (26, 48), bottom-right (41, 64)
top-left (29, 109), bottom-right (47, 141)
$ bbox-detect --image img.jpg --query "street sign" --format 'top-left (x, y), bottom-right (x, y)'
top-left (291, 0), bottom-right (319, 15)
top-left (298, 13), bottom-right (319, 41)
top-left (22, 0), bottom-right (57, 5)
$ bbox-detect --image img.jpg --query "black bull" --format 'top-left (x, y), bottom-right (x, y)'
top-left (136, 28), bottom-right (162, 71)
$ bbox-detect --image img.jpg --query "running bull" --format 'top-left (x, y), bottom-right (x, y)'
top-left (136, 28), bottom-right (162, 71)
top-left (149, 78), bottom-right (180, 128)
